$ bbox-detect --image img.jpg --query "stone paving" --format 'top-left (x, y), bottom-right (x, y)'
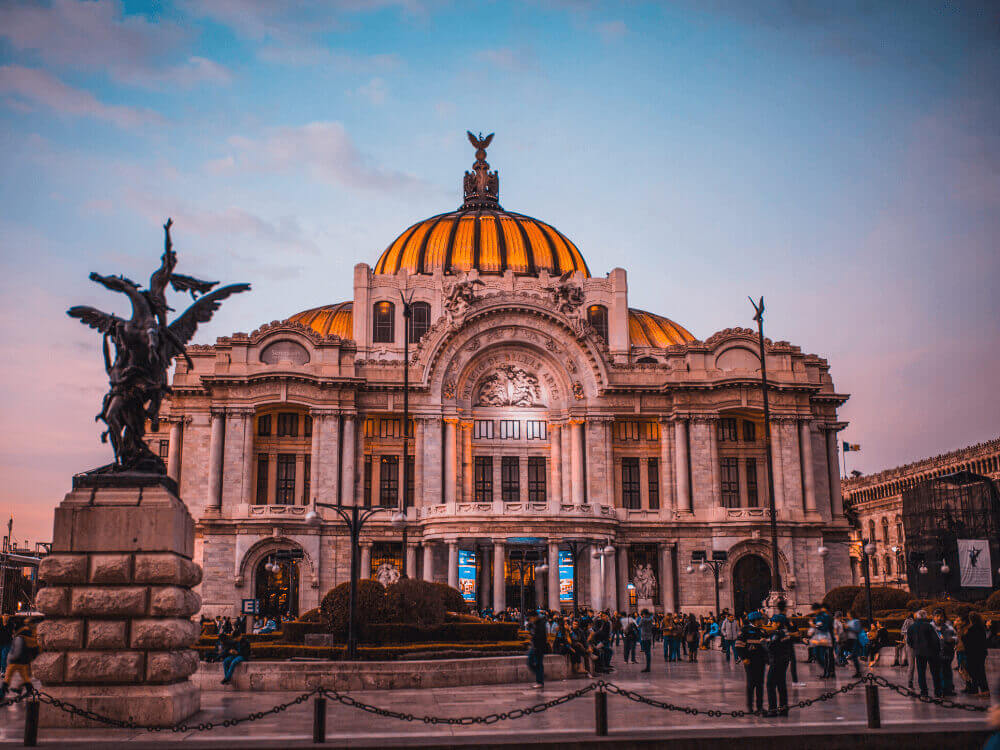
top-left (1, 646), bottom-right (995, 746)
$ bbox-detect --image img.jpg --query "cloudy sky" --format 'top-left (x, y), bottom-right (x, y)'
top-left (1, 1), bottom-right (998, 544)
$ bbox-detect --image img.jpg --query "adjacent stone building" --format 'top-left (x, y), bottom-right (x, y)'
top-left (152, 135), bottom-right (851, 618)
top-left (841, 437), bottom-right (1000, 589)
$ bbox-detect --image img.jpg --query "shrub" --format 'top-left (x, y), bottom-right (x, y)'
top-left (281, 621), bottom-right (328, 644)
top-left (320, 579), bottom-right (388, 636)
top-left (432, 582), bottom-right (469, 613)
top-left (365, 622), bottom-right (520, 644)
top-left (905, 599), bottom-right (934, 612)
top-left (850, 587), bottom-right (910, 618)
top-left (822, 586), bottom-right (862, 614)
top-left (299, 607), bottom-right (322, 623)
top-left (386, 578), bottom-right (446, 627)
top-left (985, 590), bottom-right (1000, 612)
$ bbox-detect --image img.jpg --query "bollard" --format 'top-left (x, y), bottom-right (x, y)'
top-left (865, 683), bottom-right (881, 729)
top-left (23, 696), bottom-right (39, 747)
top-left (313, 695), bottom-right (327, 744)
top-left (594, 689), bottom-right (608, 736)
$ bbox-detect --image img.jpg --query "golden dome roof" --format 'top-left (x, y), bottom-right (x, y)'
top-left (628, 308), bottom-right (695, 347)
top-left (374, 132), bottom-right (590, 278)
top-left (287, 301), bottom-right (353, 339)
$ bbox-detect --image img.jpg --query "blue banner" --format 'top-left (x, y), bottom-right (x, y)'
top-left (458, 549), bottom-right (477, 602)
top-left (558, 550), bottom-right (574, 602)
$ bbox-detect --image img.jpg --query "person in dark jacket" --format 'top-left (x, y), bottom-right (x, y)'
top-left (684, 615), bottom-right (700, 662)
top-left (766, 605), bottom-right (794, 717)
top-left (906, 610), bottom-right (942, 697)
top-left (735, 611), bottom-right (768, 715)
top-left (528, 611), bottom-right (548, 688)
top-left (220, 633), bottom-right (251, 685)
top-left (1, 621), bottom-right (37, 698)
top-left (962, 612), bottom-right (990, 698)
top-left (0, 617), bottom-right (13, 676)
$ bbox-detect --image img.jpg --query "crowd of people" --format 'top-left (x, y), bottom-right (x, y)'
top-left (197, 612), bottom-right (289, 684)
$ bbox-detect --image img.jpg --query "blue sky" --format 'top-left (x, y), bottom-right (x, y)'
top-left (1, 1), bottom-right (998, 543)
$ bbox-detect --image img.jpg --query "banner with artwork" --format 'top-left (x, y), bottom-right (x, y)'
top-left (558, 550), bottom-right (574, 602)
top-left (458, 549), bottom-right (477, 602)
top-left (957, 539), bottom-right (992, 588)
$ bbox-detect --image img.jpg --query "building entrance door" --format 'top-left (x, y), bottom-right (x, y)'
top-left (255, 557), bottom-right (299, 618)
top-left (731, 554), bottom-right (770, 617)
top-left (505, 547), bottom-right (542, 615)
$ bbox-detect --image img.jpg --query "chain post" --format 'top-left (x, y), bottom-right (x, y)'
top-left (594, 686), bottom-right (608, 736)
top-left (23, 693), bottom-right (39, 747)
top-left (313, 694), bottom-right (327, 743)
top-left (865, 682), bottom-right (881, 729)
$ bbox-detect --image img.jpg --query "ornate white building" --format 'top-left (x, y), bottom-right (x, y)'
top-left (153, 135), bottom-right (852, 618)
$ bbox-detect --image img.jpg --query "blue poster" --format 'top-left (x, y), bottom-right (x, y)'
top-left (558, 550), bottom-right (574, 602)
top-left (458, 549), bottom-right (477, 602)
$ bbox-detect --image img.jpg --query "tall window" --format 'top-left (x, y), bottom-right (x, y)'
top-left (409, 301), bottom-right (431, 342)
top-left (643, 422), bottom-right (660, 441)
top-left (474, 456), bottom-right (493, 502)
top-left (499, 420), bottom-right (520, 439)
top-left (526, 420), bottom-right (547, 440)
top-left (474, 420), bottom-right (494, 439)
top-left (277, 412), bottom-right (299, 437)
top-left (303, 455), bottom-right (311, 504)
top-left (745, 458), bottom-right (759, 507)
top-left (405, 455), bottom-right (414, 507)
top-left (373, 301), bottom-right (395, 343)
top-left (884, 554), bottom-right (892, 577)
top-left (256, 454), bottom-right (268, 503)
top-left (587, 305), bottom-right (608, 341)
top-left (304, 415), bottom-right (313, 437)
top-left (868, 520), bottom-right (877, 545)
top-left (615, 421), bottom-right (639, 441)
top-left (647, 458), bottom-right (659, 510)
top-left (276, 454), bottom-right (296, 504)
top-left (742, 420), bottom-right (756, 442)
top-left (881, 517), bottom-right (890, 544)
top-left (501, 457), bottom-right (520, 502)
top-left (158, 440), bottom-right (169, 459)
top-left (871, 555), bottom-right (879, 576)
top-left (363, 456), bottom-right (372, 506)
top-left (895, 520), bottom-right (903, 543)
top-left (528, 457), bottom-right (546, 502)
top-left (379, 455), bottom-right (399, 507)
top-left (621, 457), bottom-right (640, 509)
top-left (720, 457), bottom-right (739, 507)
top-left (257, 414), bottom-right (272, 436)
top-left (379, 419), bottom-right (401, 438)
top-left (718, 418), bottom-right (738, 442)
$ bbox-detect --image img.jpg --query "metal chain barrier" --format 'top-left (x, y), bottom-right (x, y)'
top-left (864, 673), bottom-right (989, 713)
top-left (0, 689), bottom-right (32, 709)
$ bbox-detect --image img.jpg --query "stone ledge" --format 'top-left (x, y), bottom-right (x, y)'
top-left (38, 681), bottom-right (199, 728)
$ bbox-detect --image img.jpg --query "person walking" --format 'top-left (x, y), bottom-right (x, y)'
top-left (720, 612), bottom-right (739, 664)
top-left (900, 610), bottom-right (916, 687)
top-left (527, 611), bottom-right (548, 689)
top-left (0, 617), bottom-right (12, 677)
top-left (623, 613), bottom-right (639, 664)
top-left (0, 619), bottom-right (36, 699)
top-left (766, 606), bottom-right (794, 717)
top-left (961, 612), bottom-right (990, 699)
top-left (843, 611), bottom-right (863, 677)
top-left (810, 602), bottom-right (835, 679)
top-left (931, 608), bottom-right (957, 697)
top-left (735, 611), bottom-right (768, 715)
top-left (907, 610), bottom-right (942, 698)
top-left (638, 609), bottom-right (654, 672)
top-left (684, 614), bottom-right (700, 662)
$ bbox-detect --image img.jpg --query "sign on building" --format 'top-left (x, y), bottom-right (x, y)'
top-left (458, 549), bottom-right (477, 602)
top-left (558, 550), bottom-right (574, 602)
top-left (957, 539), bottom-right (992, 588)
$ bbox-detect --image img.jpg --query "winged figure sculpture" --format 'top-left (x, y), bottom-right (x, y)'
top-left (68, 219), bottom-right (250, 474)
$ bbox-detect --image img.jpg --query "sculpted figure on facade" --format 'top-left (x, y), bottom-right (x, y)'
top-left (374, 562), bottom-right (400, 587)
top-left (543, 270), bottom-right (585, 315)
top-left (633, 564), bottom-right (658, 600)
top-left (476, 365), bottom-right (543, 407)
top-left (443, 272), bottom-right (484, 327)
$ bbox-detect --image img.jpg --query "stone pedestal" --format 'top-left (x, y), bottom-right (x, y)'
top-left (34, 478), bottom-right (202, 727)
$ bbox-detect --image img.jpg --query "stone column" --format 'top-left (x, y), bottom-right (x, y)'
top-left (359, 543), bottom-right (372, 580)
top-left (659, 542), bottom-right (676, 612)
top-left (461, 421), bottom-right (473, 503)
top-left (423, 419), bottom-right (443, 506)
top-left (35, 479), bottom-right (202, 727)
top-left (708, 418), bottom-right (722, 507)
top-left (237, 411), bottom-right (254, 506)
top-left (166, 420), bottom-right (183, 482)
top-left (443, 418), bottom-right (458, 506)
top-left (447, 540), bottom-right (459, 589)
top-left (422, 543), bottom-right (435, 582)
top-left (266, 453), bottom-right (278, 504)
top-left (826, 429), bottom-right (844, 518)
top-left (800, 420), bottom-right (818, 513)
top-left (414, 418), bottom-right (425, 506)
top-left (770, 420), bottom-right (786, 510)
top-left (206, 409), bottom-right (225, 511)
top-left (674, 419), bottom-right (691, 512)
top-left (560, 423), bottom-right (572, 503)
top-left (547, 540), bottom-right (560, 609)
top-left (570, 420), bottom-right (585, 505)
top-left (308, 412), bottom-right (322, 505)
top-left (480, 546), bottom-right (493, 610)
top-left (294, 454), bottom-right (306, 505)
top-left (493, 541), bottom-right (506, 612)
top-left (616, 544), bottom-right (629, 611)
top-left (658, 418), bottom-right (674, 512)
top-left (589, 544), bottom-right (603, 611)
top-left (604, 545), bottom-right (617, 611)
top-left (549, 423), bottom-right (562, 506)
top-left (341, 415), bottom-right (356, 505)
top-left (405, 543), bottom-right (418, 580)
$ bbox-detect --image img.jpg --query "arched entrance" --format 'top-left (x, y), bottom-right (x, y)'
top-left (731, 554), bottom-right (771, 617)
top-left (254, 556), bottom-right (300, 618)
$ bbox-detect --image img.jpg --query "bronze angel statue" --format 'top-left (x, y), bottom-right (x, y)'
top-left (68, 219), bottom-right (250, 474)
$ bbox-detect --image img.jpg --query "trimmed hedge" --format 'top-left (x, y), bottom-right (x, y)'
top-left (365, 622), bottom-right (520, 644)
top-left (195, 641), bottom-right (527, 661)
top-left (432, 582), bottom-right (469, 613)
top-left (281, 621), bottom-right (327, 644)
top-left (321, 579), bottom-right (388, 637)
top-left (850, 587), bottom-right (910, 618)
top-left (197, 631), bottom-right (284, 646)
top-left (386, 578), bottom-right (446, 626)
top-left (299, 607), bottom-right (322, 623)
top-left (985, 590), bottom-right (1000, 611)
top-left (822, 586), bottom-right (863, 614)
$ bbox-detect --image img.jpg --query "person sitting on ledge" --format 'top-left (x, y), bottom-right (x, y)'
top-left (254, 617), bottom-right (278, 635)
top-left (221, 633), bottom-right (251, 685)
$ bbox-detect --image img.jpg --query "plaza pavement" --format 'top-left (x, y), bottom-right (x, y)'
top-left (1, 646), bottom-right (996, 747)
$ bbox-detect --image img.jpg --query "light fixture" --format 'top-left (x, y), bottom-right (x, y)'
top-left (535, 563), bottom-right (549, 574)
top-left (891, 545), bottom-right (900, 554)
top-left (918, 564), bottom-right (928, 575)
top-left (603, 545), bottom-right (615, 557)
top-left (305, 510), bottom-right (320, 525)
top-left (698, 562), bottom-right (707, 573)
top-left (685, 564), bottom-right (694, 574)
top-left (940, 560), bottom-right (950, 575)
top-left (817, 545), bottom-right (829, 558)
top-left (863, 543), bottom-right (876, 556)
top-left (391, 511), bottom-right (406, 527)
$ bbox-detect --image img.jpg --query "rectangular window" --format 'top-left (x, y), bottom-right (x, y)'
top-left (276, 454), bottom-right (296, 504)
top-left (304, 415), bottom-right (313, 438)
top-left (256, 454), bottom-right (268, 504)
top-left (615, 421), bottom-right (639, 441)
top-left (745, 458), bottom-right (759, 507)
top-left (474, 420), bottom-right (494, 439)
top-left (526, 420), bottom-right (547, 440)
top-left (379, 419), bottom-right (401, 438)
top-left (501, 456), bottom-right (520, 502)
top-left (379, 455), bottom-right (399, 507)
top-left (303, 455), bottom-right (311, 505)
top-left (499, 420), bottom-right (520, 439)
top-left (528, 456), bottom-right (546, 502)
top-left (621, 457), bottom-right (641, 509)
top-left (364, 418), bottom-right (375, 438)
top-left (277, 412), bottom-right (299, 437)
top-left (158, 439), bottom-right (169, 459)
top-left (648, 458), bottom-right (659, 510)
top-left (742, 420), bottom-right (756, 442)
top-left (720, 457), bottom-right (739, 507)
top-left (363, 456), bottom-right (372, 507)
top-left (405, 455), bottom-right (414, 507)
top-left (643, 422), bottom-right (660, 441)
top-left (718, 418), bottom-right (738, 442)
top-left (474, 456), bottom-right (493, 502)
top-left (257, 414), bottom-right (271, 437)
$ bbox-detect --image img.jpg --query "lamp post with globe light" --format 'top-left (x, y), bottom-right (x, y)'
top-left (687, 550), bottom-right (727, 616)
top-left (563, 540), bottom-right (591, 616)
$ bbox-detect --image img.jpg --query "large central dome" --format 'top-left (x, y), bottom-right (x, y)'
top-left (374, 132), bottom-right (590, 278)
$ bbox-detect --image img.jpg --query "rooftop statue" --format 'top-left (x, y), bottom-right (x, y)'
top-left (68, 219), bottom-right (250, 476)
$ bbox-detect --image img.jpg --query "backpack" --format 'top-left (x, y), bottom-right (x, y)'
top-left (627, 622), bottom-right (640, 640)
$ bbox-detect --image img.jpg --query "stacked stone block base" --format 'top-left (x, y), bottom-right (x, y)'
top-left (35, 483), bottom-right (202, 727)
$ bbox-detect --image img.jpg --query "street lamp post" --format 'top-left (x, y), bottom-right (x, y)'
top-left (306, 502), bottom-right (389, 660)
top-left (564, 540), bottom-right (590, 617)
top-left (859, 539), bottom-right (876, 627)
top-left (687, 551), bottom-right (727, 616)
top-left (592, 541), bottom-right (615, 613)
top-left (749, 296), bottom-right (783, 600)
top-left (394, 290), bottom-right (414, 578)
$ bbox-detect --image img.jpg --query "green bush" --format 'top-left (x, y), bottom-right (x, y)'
top-left (365, 622), bottom-right (520, 644)
top-left (281, 621), bottom-right (328, 644)
top-left (299, 607), bottom-right (322, 623)
top-left (905, 599), bottom-right (935, 612)
top-left (850, 587), bottom-right (910, 618)
top-left (386, 578), bottom-right (446, 626)
top-left (822, 586), bottom-right (863, 614)
top-left (320, 579), bottom-right (388, 636)
top-left (432, 582), bottom-right (469, 613)
top-left (984, 590), bottom-right (1000, 612)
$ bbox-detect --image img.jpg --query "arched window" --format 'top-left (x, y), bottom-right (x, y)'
top-left (867, 520), bottom-right (876, 545)
top-left (587, 305), bottom-right (608, 341)
top-left (884, 554), bottom-right (892, 577)
top-left (895, 518), bottom-right (903, 543)
top-left (373, 301), bottom-right (395, 343)
top-left (409, 301), bottom-right (431, 343)
top-left (870, 555), bottom-right (879, 577)
top-left (636, 356), bottom-right (657, 364)
top-left (880, 517), bottom-right (890, 544)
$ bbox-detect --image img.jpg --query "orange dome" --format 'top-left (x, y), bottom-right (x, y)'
top-left (286, 302), bottom-right (353, 339)
top-left (628, 308), bottom-right (695, 347)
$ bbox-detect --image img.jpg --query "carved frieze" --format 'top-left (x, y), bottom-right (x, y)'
top-left (475, 365), bottom-right (544, 407)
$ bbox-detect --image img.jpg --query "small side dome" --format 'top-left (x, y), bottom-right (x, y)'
top-left (628, 309), bottom-right (695, 348)
top-left (286, 302), bottom-right (353, 339)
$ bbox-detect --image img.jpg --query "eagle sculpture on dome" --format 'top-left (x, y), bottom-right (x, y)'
top-left (467, 131), bottom-right (494, 151)
top-left (463, 131), bottom-right (499, 208)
